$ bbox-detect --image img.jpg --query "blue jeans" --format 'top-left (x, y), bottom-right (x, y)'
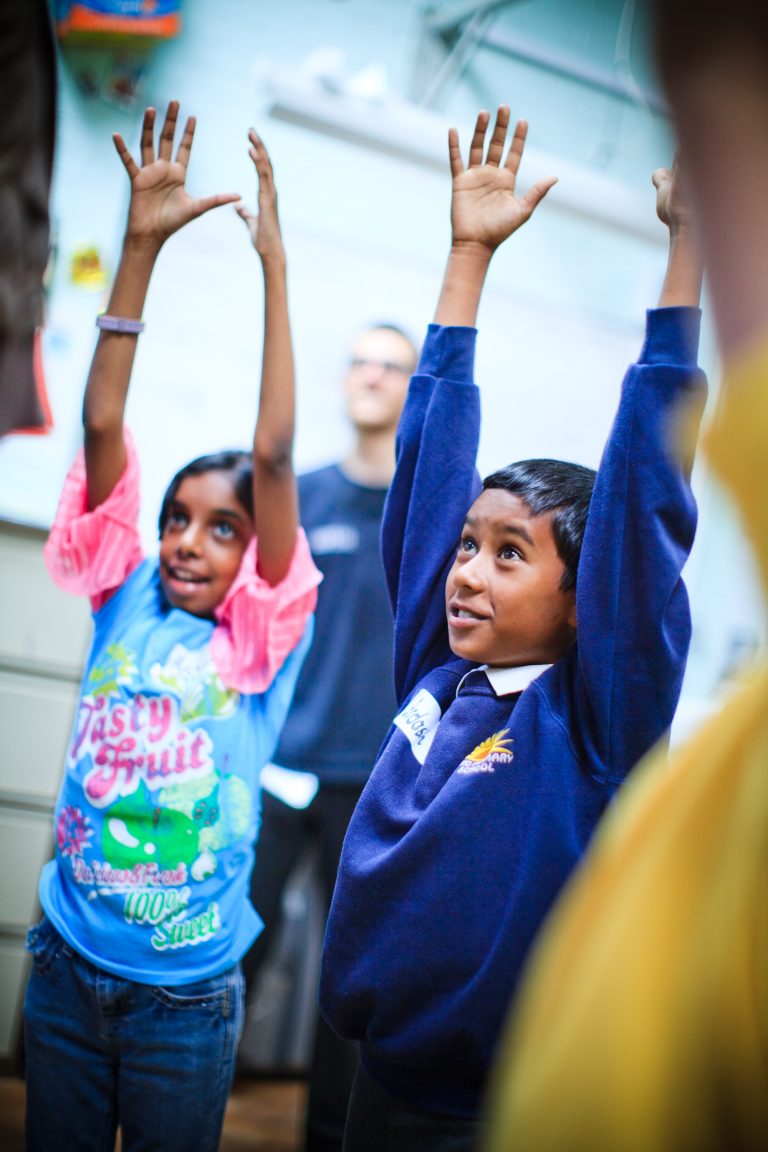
top-left (23, 916), bottom-right (244, 1152)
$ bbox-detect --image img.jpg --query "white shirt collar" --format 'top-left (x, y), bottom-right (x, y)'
top-left (484, 663), bottom-right (552, 696)
top-left (454, 663), bottom-right (552, 699)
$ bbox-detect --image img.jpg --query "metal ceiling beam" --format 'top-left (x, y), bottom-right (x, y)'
top-left (423, 0), bottom-right (520, 36)
top-left (480, 25), bottom-right (667, 113)
top-left (418, 5), bottom-right (496, 107)
top-left (413, 1), bottom-right (666, 115)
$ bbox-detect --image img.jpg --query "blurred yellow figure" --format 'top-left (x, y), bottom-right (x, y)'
top-left (484, 342), bottom-right (768, 1151)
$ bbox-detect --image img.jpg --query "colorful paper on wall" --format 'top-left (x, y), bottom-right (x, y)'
top-left (55, 1), bottom-right (182, 41)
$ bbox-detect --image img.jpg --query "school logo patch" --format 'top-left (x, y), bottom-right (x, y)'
top-left (457, 729), bottom-right (514, 774)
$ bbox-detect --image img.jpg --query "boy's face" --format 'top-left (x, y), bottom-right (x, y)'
top-left (445, 488), bottom-right (577, 667)
top-left (159, 471), bottom-right (254, 619)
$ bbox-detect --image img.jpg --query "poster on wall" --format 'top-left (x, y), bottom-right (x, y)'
top-left (54, 0), bottom-right (182, 42)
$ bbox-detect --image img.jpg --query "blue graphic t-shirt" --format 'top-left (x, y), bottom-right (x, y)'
top-left (39, 559), bottom-right (313, 985)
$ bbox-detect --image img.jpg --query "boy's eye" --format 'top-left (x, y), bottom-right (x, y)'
top-left (499, 545), bottom-right (521, 561)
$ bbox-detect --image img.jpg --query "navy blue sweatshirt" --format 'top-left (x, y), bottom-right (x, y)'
top-left (273, 465), bottom-right (396, 784)
top-left (319, 310), bottom-right (705, 1118)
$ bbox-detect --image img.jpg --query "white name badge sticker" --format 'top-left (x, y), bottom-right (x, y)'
top-left (394, 689), bottom-right (441, 765)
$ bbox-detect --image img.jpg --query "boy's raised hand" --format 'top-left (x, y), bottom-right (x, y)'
top-left (652, 152), bottom-right (694, 236)
top-left (235, 130), bottom-right (285, 264)
top-left (434, 105), bottom-right (556, 326)
top-left (113, 101), bottom-right (240, 250)
top-left (653, 152), bottom-right (703, 310)
top-left (449, 106), bottom-right (557, 253)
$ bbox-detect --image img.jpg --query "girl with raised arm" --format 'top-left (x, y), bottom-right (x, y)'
top-left (23, 102), bottom-right (320, 1152)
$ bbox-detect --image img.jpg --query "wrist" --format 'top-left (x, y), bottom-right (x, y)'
top-left (258, 249), bottom-right (287, 273)
top-left (666, 224), bottom-right (704, 273)
top-left (666, 220), bottom-right (697, 245)
top-left (449, 239), bottom-right (495, 270)
top-left (121, 232), bottom-right (164, 263)
top-left (434, 246), bottom-right (492, 327)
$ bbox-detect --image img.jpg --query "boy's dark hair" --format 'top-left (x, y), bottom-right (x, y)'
top-left (482, 459), bottom-right (596, 592)
top-left (158, 450), bottom-right (253, 537)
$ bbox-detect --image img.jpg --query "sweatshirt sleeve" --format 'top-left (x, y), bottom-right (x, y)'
top-left (575, 306), bottom-right (707, 781)
top-left (382, 323), bottom-right (482, 702)
top-left (211, 529), bottom-right (321, 694)
top-left (43, 429), bottom-right (145, 612)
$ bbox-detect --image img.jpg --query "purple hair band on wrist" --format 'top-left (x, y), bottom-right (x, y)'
top-left (96, 313), bottom-right (146, 334)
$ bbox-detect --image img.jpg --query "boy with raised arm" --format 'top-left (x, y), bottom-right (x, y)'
top-left (480, 8), bottom-right (768, 1149)
top-left (318, 106), bottom-right (706, 1150)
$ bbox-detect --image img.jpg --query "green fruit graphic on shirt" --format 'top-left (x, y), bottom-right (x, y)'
top-left (102, 794), bottom-right (201, 870)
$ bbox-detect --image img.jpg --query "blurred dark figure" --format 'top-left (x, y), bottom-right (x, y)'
top-left (654, 0), bottom-right (768, 361)
top-left (0, 0), bottom-right (56, 436)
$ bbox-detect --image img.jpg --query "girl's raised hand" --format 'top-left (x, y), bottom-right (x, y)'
top-left (113, 101), bottom-right (240, 249)
top-left (449, 106), bottom-right (557, 253)
top-left (235, 130), bottom-right (285, 263)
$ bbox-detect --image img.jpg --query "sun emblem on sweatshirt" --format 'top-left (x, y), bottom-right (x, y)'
top-left (457, 729), bottom-right (514, 775)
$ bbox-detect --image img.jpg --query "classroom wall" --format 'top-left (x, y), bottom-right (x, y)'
top-left (0, 0), bottom-right (765, 1066)
top-left (4, 0), bottom-right (761, 703)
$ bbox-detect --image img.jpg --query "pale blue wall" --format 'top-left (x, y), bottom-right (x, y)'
top-left (1, 0), bottom-right (763, 732)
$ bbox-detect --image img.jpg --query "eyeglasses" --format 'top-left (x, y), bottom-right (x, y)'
top-left (349, 357), bottom-right (411, 376)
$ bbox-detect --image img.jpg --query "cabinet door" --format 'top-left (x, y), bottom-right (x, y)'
top-left (0, 523), bottom-right (90, 1072)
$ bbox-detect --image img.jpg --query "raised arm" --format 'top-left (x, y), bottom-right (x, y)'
top-left (434, 106), bottom-right (557, 327)
top-left (652, 154), bottom-right (704, 309)
top-left (384, 108), bottom-right (556, 697)
top-left (84, 102), bottom-right (239, 510)
top-left (235, 131), bottom-right (298, 586)
top-left (573, 161), bottom-right (706, 781)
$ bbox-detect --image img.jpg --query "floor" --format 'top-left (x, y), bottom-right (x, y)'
top-left (0, 1073), bottom-right (308, 1151)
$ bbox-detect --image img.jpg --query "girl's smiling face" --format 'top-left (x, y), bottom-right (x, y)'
top-left (158, 470), bottom-right (254, 618)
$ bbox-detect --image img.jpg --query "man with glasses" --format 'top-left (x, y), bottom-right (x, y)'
top-left (243, 323), bottom-right (418, 1152)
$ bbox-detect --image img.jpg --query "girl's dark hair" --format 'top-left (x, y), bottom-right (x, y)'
top-left (157, 450), bottom-right (253, 537)
top-left (482, 458), bottom-right (596, 592)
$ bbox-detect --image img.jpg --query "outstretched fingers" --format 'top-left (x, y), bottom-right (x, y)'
top-left (249, 129), bottom-right (276, 196)
top-left (174, 115), bottom-right (196, 169)
top-left (139, 106), bottom-right (156, 167)
top-left (503, 119), bottom-right (529, 180)
top-left (236, 201), bottom-right (256, 237)
top-left (450, 107), bottom-right (526, 174)
top-left (447, 127), bottom-right (464, 178)
top-left (188, 190), bottom-right (242, 222)
top-left (157, 100), bottom-right (180, 161)
top-left (520, 176), bottom-right (558, 218)
top-left (485, 105), bottom-right (511, 167)
top-left (240, 128), bottom-right (284, 258)
top-left (113, 133), bottom-right (139, 180)
top-left (467, 109), bottom-right (491, 168)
